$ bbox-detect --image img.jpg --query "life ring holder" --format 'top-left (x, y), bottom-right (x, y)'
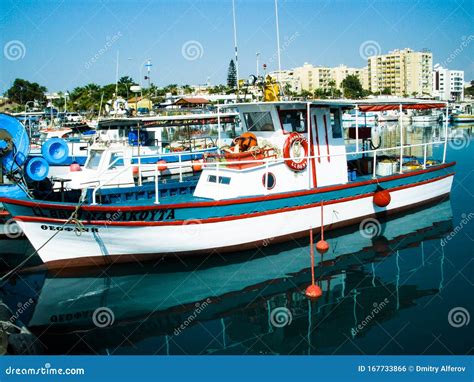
top-left (283, 132), bottom-right (309, 172)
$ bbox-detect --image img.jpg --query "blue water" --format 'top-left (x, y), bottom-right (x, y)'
top-left (0, 123), bottom-right (472, 355)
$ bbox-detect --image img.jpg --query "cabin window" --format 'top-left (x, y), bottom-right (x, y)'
top-left (108, 153), bottom-right (124, 169)
top-left (243, 112), bottom-right (275, 132)
top-left (207, 175), bottom-right (231, 185)
top-left (330, 108), bottom-right (342, 139)
top-left (280, 110), bottom-right (306, 133)
top-left (85, 150), bottom-right (103, 170)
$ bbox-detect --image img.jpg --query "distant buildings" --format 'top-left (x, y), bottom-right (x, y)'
top-left (269, 64), bottom-right (368, 94)
top-left (432, 64), bottom-right (464, 101)
top-left (367, 48), bottom-right (433, 97)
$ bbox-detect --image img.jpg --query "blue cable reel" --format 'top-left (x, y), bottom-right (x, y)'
top-left (0, 113), bottom-right (30, 172)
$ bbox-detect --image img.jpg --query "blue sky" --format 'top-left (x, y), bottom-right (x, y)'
top-left (1, 0), bottom-right (473, 93)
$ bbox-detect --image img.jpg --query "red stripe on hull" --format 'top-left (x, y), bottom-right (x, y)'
top-left (14, 173), bottom-right (454, 227)
top-left (0, 162), bottom-right (456, 212)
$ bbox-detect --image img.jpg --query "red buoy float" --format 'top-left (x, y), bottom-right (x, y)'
top-left (373, 188), bottom-right (391, 207)
top-left (192, 160), bottom-right (203, 172)
top-left (132, 166), bottom-right (139, 176)
top-left (316, 239), bottom-right (329, 254)
top-left (157, 160), bottom-right (168, 172)
top-left (305, 283), bottom-right (322, 299)
top-left (69, 163), bottom-right (81, 172)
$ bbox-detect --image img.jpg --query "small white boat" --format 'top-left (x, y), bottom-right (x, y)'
top-left (452, 114), bottom-right (474, 124)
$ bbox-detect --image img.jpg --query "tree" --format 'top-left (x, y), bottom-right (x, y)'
top-left (117, 76), bottom-right (136, 98)
top-left (6, 78), bottom-right (46, 105)
top-left (341, 75), bottom-right (363, 99)
top-left (227, 59), bottom-right (237, 88)
top-left (327, 80), bottom-right (337, 98)
top-left (381, 87), bottom-right (392, 95)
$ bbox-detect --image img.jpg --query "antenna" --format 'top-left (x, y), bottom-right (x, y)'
top-left (115, 51), bottom-right (119, 96)
top-left (232, 0), bottom-right (240, 95)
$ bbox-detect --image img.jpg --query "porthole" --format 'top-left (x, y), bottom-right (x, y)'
top-left (262, 172), bottom-right (276, 190)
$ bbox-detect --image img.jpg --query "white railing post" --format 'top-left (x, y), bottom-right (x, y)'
top-left (399, 104), bottom-right (403, 173)
top-left (442, 104), bottom-right (448, 163)
top-left (217, 105), bottom-right (221, 152)
top-left (216, 161), bottom-right (220, 201)
top-left (423, 143), bottom-right (427, 169)
top-left (264, 159), bottom-right (269, 195)
top-left (372, 149), bottom-right (377, 179)
top-left (138, 156), bottom-right (142, 186)
top-left (179, 153), bottom-right (183, 182)
top-left (306, 102), bottom-right (311, 189)
top-left (355, 105), bottom-right (359, 153)
top-left (154, 165), bottom-right (160, 204)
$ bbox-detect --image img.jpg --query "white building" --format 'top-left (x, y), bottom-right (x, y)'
top-left (432, 64), bottom-right (464, 101)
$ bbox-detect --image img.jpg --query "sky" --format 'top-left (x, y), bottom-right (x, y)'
top-left (0, 0), bottom-right (473, 94)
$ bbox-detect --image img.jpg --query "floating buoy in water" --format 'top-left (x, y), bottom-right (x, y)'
top-left (69, 162), bottom-right (81, 172)
top-left (157, 160), bottom-right (168, 172)
top-left (192, 160), bottom-right (203, 172)
top-left (373, 187), bottom-right (391, 207)
top-left (306, 283), bottom-right (322, 299)
top-left (132, 166), bottom-right (139, 176)
top-left (316, 239), bottom-right (329, 254)
top-left (305, 228), bottom-right (323, 299)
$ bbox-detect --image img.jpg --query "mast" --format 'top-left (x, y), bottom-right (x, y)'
top-left (274, 0), bottom-right (282, 94)
top-left (232, 0), bottom-right (240, 96)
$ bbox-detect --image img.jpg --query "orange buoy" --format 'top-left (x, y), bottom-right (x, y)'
top-left (192, 160), bottom-right (203, 172)
top-left (373, 188), bottom-right (391, 207)
top-left (132, 166), bottom-right (139, 176)
top-left (305, 284), bottom-right (322, 299)
top-left (316, 239), bottom-right (329, 254)
top-left (157, 160), bottom-right (168, 172)
top-left (69, 163), bottom-right (81, 172)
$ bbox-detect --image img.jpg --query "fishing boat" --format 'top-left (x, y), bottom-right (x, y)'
top-left (412, 110), bottom-right (443, 125)
top-left (452, 114), bottom-right (474, 124)
top-left (1, 99), bottom-right (454, 269)
top-left (342, 110), bottom-right (377, 124)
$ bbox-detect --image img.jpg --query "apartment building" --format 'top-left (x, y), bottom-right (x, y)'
top-left (368, 48), bottom-right (433, 97)
top-left (432, 64), bottom-right (465, 101)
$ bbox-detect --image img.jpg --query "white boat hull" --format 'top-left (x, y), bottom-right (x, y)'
top-left (15, 175), bottom-right (453, 267)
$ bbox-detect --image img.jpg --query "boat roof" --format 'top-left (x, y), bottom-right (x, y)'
top-left (100, 111), bottom-right (238, 123)
top-left (224, 98), bottom-right (448, 111)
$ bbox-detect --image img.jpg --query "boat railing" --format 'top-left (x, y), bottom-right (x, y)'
top-left (90, 139), bottom-right (447, 205)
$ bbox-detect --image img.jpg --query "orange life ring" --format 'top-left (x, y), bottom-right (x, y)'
top-left (283, 132), bottom-right (308, 171)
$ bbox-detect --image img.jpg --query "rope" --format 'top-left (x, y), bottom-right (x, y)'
top-left (0, 197), bottom-right (86, 282)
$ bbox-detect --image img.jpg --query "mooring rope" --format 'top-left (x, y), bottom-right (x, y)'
top-left (0, 196), bottom-right (86, 282)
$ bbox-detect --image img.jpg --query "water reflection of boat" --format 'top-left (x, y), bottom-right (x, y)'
top-left (0, 199), bottom-right (452, 354)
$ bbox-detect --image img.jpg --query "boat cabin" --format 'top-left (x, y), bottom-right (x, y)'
top-left (194, 101), bottom-right (350, 199)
